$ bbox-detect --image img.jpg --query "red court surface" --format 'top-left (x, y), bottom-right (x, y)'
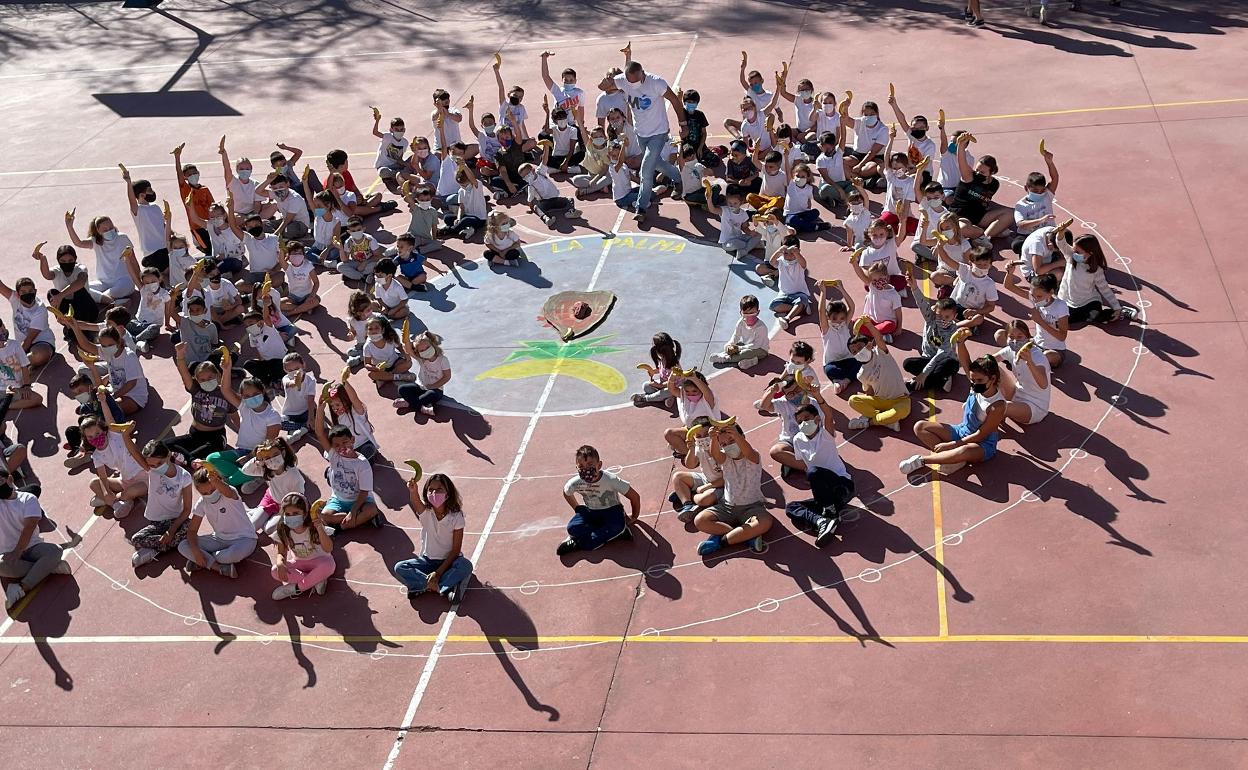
top-left (2, 1), bottom-right (1248, 767)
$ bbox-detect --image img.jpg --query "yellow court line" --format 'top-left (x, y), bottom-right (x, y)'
top-left (2, 633), bottom-right (1248, 646)
top-left (927, 393), bottom-right (950, 639)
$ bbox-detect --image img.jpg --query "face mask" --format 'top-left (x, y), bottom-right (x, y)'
top-left (336, 445), bottom-right (355, 458)
top-left (863, 115), bottom-right (879, 127)
top-left (794, 177), bottom-right (808, 188)
top-left (143, 191), bottom-right (157, 203)
top-left (199, 378), bottom-right (218, 392)
top-left (854, 347), bottom-right (873, 363)
top-left (683, 102), bottom-right (698, 113)
top-left (1073, 252), bottom-right (1087, 264)
top-left (750, 83), bottom-right (764, 94)
top-left (871, 235), bottom-right (887, 248)
top-left (58, 260), bottom-right (76, 274)
top-left (685, 391), bottom-right (702, 403)
top-left (102, 229), bottom-right (118, 242)
top-left (743, 109), bottom-right (756, 119)
top-left (368, 332), bottom-right (384, 343)
top-left (555, 120), bottom-right (568, 129)
top-left (74, 391), bottom-right (92, 405)
top-left (247, 325), bottom-right (262, 338)
top-left (427, 489), bottom-right (448, 508)
top-left (142, 283), bottom-right (160, 295)
top-left (152, 461), bottom-right (169, 476)
top-left (799, 420), bottom-right (819, 437)
top-left (829, 321), bottom-right (846, 331)
top-left (850, 202), bottom-right (865, 214)
top-left (418, 347), bottom-right (437, 360)
top-left (1008, 338), bottom-right (1025, 351)
top-left (786, 391), bottom-right (804, 405)
top-left (922, 198), bottom-right (943, 210)
top-left (910, 129), bottom-right (927, 140)
top-left (314, 207), bottom-right (327, 218)
top-left (798, 90), bottom-right (813, 100)
top-left (483, 124), bottom-right (496, 136)
top-left (499, 223), bottom-right (512, 233)
top-left (577, 467), bottom-right (600, 483)
top-left (210, 216), bottom-right (225, 227)
top-left (870, 278), bottom-right (889, 290)
top-left (263, 456), bottom-right (285, 471)
top-left (1026, 191), bottom-right (1045, 203)
top-left (247, 226), bottom-right (264, 237)
top-left (743, 314), bottom-right (759, 327)
top-left (203, 490), bottom-right (222, 504)
top-left (0, 483), bottom-right (12, 499)
top-left (208, 276), bottom-right (222, 286)
top-left (509, 95), bottom-right (521, 106)
top-left (592, 137), bottom-right (608, 149)
top-left (417, 149), bottom-right (430, 159)
top-left (392, 130), bottom-right (405, 140)
top-left (416, 199), bottom-right (433, 210)
top-left (244, 394), bottom-right (265, 409)
top-left (169, 247), bottom-right (187, 260)
top-left (723, 443), bottom-right (741, 459)
top-left (187, 173), bottom-right (201, 185)
top-left (523, 172), bottom-right (537, 183)
top-left (88, 433), bottom-right (108, 449)
top-left (971, 382), bottom-right (989, 394)
top-left (19, 292), bottom-right (35, 305)
top-left (823, 104), bottom-right (836, 115)
top-left (1034, 296), bottom-right (1053, 308)
top-left (190, 313), bottom-right (209, 324)
top-left (728, 205), bottom-right (741, 214)
top-left (971, 266), bottom-right (989, 278)
top-left (283, 515), bottom-right (305, 529)
top-left (500, 137), bottom-right (514, 148)
top-left (274, 188), bottom-right (290, 200)
top-left (289, 253), bottom-right (305, 266)
top-left (936, 318), bottom-right (955, 330)
top-left (99, 344), bottom-right (117, 358)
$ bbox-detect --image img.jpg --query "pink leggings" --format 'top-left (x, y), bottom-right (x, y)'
top-left (870, 319), bottom-right (898, 335)
top-left (273, 555), bottom-right (336, 592)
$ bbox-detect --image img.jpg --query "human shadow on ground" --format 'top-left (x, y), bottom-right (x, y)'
top-left (558, 518), bottom-right (681, 600)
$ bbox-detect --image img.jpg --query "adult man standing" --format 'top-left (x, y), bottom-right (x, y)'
top-left (600, 47), bottom-right (687, 221)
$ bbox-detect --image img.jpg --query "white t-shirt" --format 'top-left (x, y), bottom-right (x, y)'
top-left (281, 371), bottom-right (316, 418)
top-left (0, 340), bottom-right (29, 390)
top-left (952, 263), bottom-right (999, 310)
top-left (107, 350), bottom-right (148, 407)
top-left (133, 202), bottom-right (166, 256)
top-left (247, 324), bottom-right (287, 361)
top-left (971, 389), bottom-right (1006, 424)
top-left (227, 177), bottom-right (260, 214)
top-left (244, 232), bottom-right (280, 272)
top-left (844, 203), bottom-right (870, 245)
top-left (547, 122), bottom-right (578, 156)
top-left (337, 409), bottom-right (378, 451)
top-left (241, 459), bottom-right (306, 502)
top-left (1013, 190), bottom-right (1055, 234)
top-left (135, 284), bottom-right (170, 327)
top-left (864, 285), bottom-right (902, 323)
top-left (324, 449), bottom-right (374, 500)
top-left (909, 135), bottom-right (938, 167)
top-left (718, 207), bottom-right (749, 245)
top-left (458, 180), bottom-right (488, 220)
top-left (815, 108), bottom-right (841, 137)
top-left (93, 233), bottom-right (134, 287)
top-left (776, 256), bottom-right (808, 296)
top-left (773, 395), bottom-right (803, 442)
top-left (236, 403), bottom-right (280, 452)
top-left (759, 168), bottom-right (787, 197)
top-left (1020, 227), bottom-right (1059, 279)
top-left (676, 392), bottom-right (719, 428)
top-left (940, 147), bottom-right (976, 190)
top-left (564, 470), bottom-right (631, 510)
top-left (10, 296), bottom-right (55, 347)
top-left (850, 117), bottom-right (888, 154)
top-left (690, 437), bottom-right (723, 483)
top-left (205, 279), bottom-right (240, 310)
top-left (499, 101), bottom-right (529, 134)
top-left (416, 353), bottom-right (450, 389)
top-left (613, 73), bottom-right (671, 138)
top-left (793, 97), bottom-right (817, 132)
top-left (285, 257), bottom-right (316, 299)
top-left (859, 240), bottom-right (901, 276)
top-left (793, 425), bottom-right (850, 478)
top-left (884, 168), bottom-right (917, 206)
top-left (0, 492), bottom-right (43, 553)
top-left (145, 465), bottom-right (192, 522)
top-left (822, 322), bottom-right (852, 364)
top-left (731, 317), bottom-right (769, 351)
top-left (285, 525), bottom-right (327, 560)
top-left (816, 150), bottom-right (846, 184)
top-left (374, 275), bottom-right (407, 309)
top-left (596, 91), bottom-right (629, 122)
top-left (92, 432), bottom-right (144, 480)
top-left (608, 162), bottom-right (633, 202)
top-left (375, 132), bottom-right (409, 170)
top-left (526, 168), bottom-right (560, 201)
top-left (432, 109), bottom-right (463, 149)
top-left (741, 115), bottom-right (771, 152)
top-left (782, 181), bottom-right (815, 217)
top-left (312, 210), bottom-right (348, 248)
top-left (678, 160), bottom-right (705, 195)
top-left (1033, 298), bottom-right (1070, 351)
top-left (273, 190), bottom-right (310, 227)
top-left (999, 344), bottom-right (1051, 413)
top-left (745, 88), bottom-right (772, 112)
top-left (436, 156), bottom-right (460, 198)
top-left (193, 492), bottom-right (257, 542)
top-left (419, 509), bottom-right (465, 560)
top-left (364, 340), bottom-right (402, 369)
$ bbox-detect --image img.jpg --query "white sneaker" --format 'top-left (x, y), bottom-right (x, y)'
top-left (563, 208), bottom-right (581, 218)
top-left (240, 479), bottom-right (265, 495)
top-left (847, 416), bottom-right (871, 430)
top-left (777, 318), bottom-right (790, 330)
top-left (737, 357), bottom-right (759, 371)
top-left (942, 376), bottom-right (954, 392)
top-left (216, 563), bottom-right (238, 579)
top-left (937, 462), bottom-right (966, 475)
top-left (136, 340), bottom-right (150, 355)
top-left (760, 274), bottom-right (778, 288)
top-left (542, 214), bottom-right (555, 227)
top-left (834, 379), bottom-right (850, 395)
top-left (113, 500), bottom-right (134, 519)
top-left (89, 496), bottom-right (107, 508)
top-left (53, 561), bottom-right (73, 575)
top-left (882, 334), bottom-right (893, 344)
top-left (285, 427), bottom-right (309, 444)
top-left (462, 226), bottom-right (477, 241)
top-left (885, 420), bottom-right (902, 433)
top-left (271, 583), bottom-right (300, 600)
top-left (5, 583), bottom-right (25, 610)
top-left (899, 455), bottom-right (926, 475)
top-left (131, 547), bottom-right (158, 568)
top-left (709, 353), bottom-right (730, 364)
top-left (752, 399), bottom-right (764, 411)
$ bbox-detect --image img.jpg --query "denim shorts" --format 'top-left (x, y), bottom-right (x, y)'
top-left (769, 292), bottom-right (810, 311)
top-left (326, 494), bottom-right (375, 513)
top-left (950, 423), bottom-right (999, 460)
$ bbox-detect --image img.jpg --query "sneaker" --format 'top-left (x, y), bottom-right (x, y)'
top-left (183, 559), bottom-right (201, 573)
top-left (131, 547), bottom-right (158, 568)
top-left (314, 579), bottom-right (328, 595)
top-left (668, 491), bottom-right (682, 509)
top-left (937, 462), bottom-right (966, 475)
top-left (748, 535), bottom-right (766, 553)
top-left (371, 511), bottom-right (387, 529)
top-left (814, 221), bottom-right (831, 232)
top-left (444, 584), bottom-right (460, 604)
top-left (752, 398), bottom-right (764, 411)
top-left (737, 357), bottom-right (759, 371)
top-left (541, 214), bottom-right (555, 227)
top-left (272, 583), bottom-right (301, 600)
top-left (113, 500), bottom-right (134, 519)
top-left (346, 355), bottom-right (363, 370)
top-left (420, 405), bottom-right (436, 417)
top-left (815, 515), bottom-right (839, 547)
top-left (461, 227), bottom-right (477, 241)
top-left (969, 17), bottom-right (985, 27)
top-left (285, 426), bottom-right (309, 444)
top-left (240, 479), bottom-right (265, 495)
top-left (616, 525), bottom-right (634, 542)
top-left (780, 464), bottom-right (794, 481)
top-left (847, 416), bottom-right (871, 431)
top-left (834, 379), bottom-right (850, 395)
top-left (885, 420), bottom-right (901, 433)
top-left (777, 317), bottom-right (790, 331)
top-left (53, 561), bottom-right (73, 575)
top-left (760, 274), bottom-right (778, 288)
top-left (563, 208), bottom-right (581, 218)
top-left (882, 334), bottom-right (893, 344)
top-left (677, 503), bottom-right (698, 523)
top-left (942, 377), bottom-right (954, 393)
top-left (556, 536), bottom-right (579, 556)
top-left (216, 563), bottom-right (238, 578)
top-left (709, 353), bottom-right (731, 364)
top-left (899, 454), bottom-right (927, 475)
top-left (322, 525), bottom-right (337, 537)
top-left (379, 200), bottom-right (399, 213)
top-left (5, 583), bottom-right (25, 610)
top-left (63, 451), bottom-right (92, 470)
top-left (89, 495), bottom-right (107, 508)
top-left (393, 398), bottom-right (412, 413)
top-left (136, 340), bottom-right (151, 355)
top-left (632, 394), bottom-right (646, 407)
top-left (697, 535), bottom-right (724, 556)
top-left (136, 324), bottom-right (160, 342)
top-left (566, 165), bottom-right (584, 175)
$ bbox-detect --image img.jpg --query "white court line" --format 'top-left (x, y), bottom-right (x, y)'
top-left (381, 33), bottom-right (700, 768)
top-left (0, 31), bottom-right (695, 80)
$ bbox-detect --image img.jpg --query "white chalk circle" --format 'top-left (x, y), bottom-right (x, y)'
top-left (639, 627), bottom-right (660, 637)
top-left (858, 568), bottom-right (882, 584)
top-left (1081, 221), bottom-right (1098, 229)
top-left (397, 584), bottom-right (412, 596)
top-left (508, 647), bottom-right (532, 661)
top-left (1138, 299), bottom-right (1153, 309)
top-left (1070, 448), bottom-right (1089, 460)
top-left (1110, 394), bottom-right (1129, 406)
top-left (182, 612), bottom-right (205, 626)
top-left (1132, 345), bottom-right (1150, 356)
top-left (1020, 490), bottom-right (1042, 503)
top-left (605, 465), bottom-right (623, 475)
top-left (1115, 256), bottom-right (1132, 266)
top-left (108, 577), bottom-right (130, 591)
top-left (644, 563), bottom-right (671, 578)
top-left (259, 632), bottom-right (279, 646)
top-left (369, 648), bottom-right (389, 661)
top-left (840, 507), bottom-right (862, 524)
top-left (519, 580), bottom-right (542, 595)
top-left (757, 597), bottom-right (781, 613)
top-left (942, 532), bottom-right (964, 547)
top-left (906, 471), bottom-right (933, 488)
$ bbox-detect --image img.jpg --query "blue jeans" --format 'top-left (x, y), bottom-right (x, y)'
top-left (394, 554), bottom-right (473, 595)
top-left (567, 504), bottom-right (627, 551)
top-left (636, 132), bottom-right (681, 211)
top-left (306, 245), bottom-right (339, 265)
top-left (785, 208), bottom-right (822, 232)
top-left (280, 411), bottom-right (308, 433)
top-left (823, 357), bottom-right (862, 383)
top-left (614, 188), bottom-right (641, 210)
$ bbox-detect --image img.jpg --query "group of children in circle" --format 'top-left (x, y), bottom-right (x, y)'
top-left (0, 43), bottom-right (1135, 613)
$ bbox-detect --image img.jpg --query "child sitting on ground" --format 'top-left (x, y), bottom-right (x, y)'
top-left (270, 495), bottom-right (335, 600)
top-left (394, 474), bottom-right (474, 603)
top-left (484, 211), bottom-right (525, 267)
top-left (711, 295), bottom-right (769, 370)
top-left (556, 445), bottom-right (641, 556)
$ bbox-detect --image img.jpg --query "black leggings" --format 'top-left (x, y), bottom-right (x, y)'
top-left (397, 384), bottom-right (443, 409)
top-left (486, 247), bottom-right (523, 262)
top-left (243, 358), bottom-right (286, 388)
top-left (902, 356), bottom-right (961, 391)
top-left (167, 426), bottom-right (226, 463)
top-left (1068, 301), bottom-right (1111, 325)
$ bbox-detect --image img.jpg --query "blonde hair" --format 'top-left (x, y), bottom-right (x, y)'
top-left (413, 331), bottom-right (444, 359)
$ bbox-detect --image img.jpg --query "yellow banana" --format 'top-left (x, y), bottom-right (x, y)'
top-left (320, 381), bottom-right (334, 402)
top-left (340, 366), bottom-right (351, 384)
top-left (636, 363), bottom-right (657, 377)
top-left (109, 421), bottom-right (135, 434)
top-left (494, 53), bottom-right (503, 67)
top-left (938, 108), bottom-right (945, 124)
top-left (1057, 216), bottom-right (1075, 231)
top-left (888, 82), bottom-right (895, 99)
top-left (794, 369), bottom-right (808, 389)
top-left (685, 425), bottom-right (705, 443)
top-left (310, 499), bottom-right (325, 520)
top-left (217, 345), bottom-right (231, 368)
top-left (1039, 138), bottom-right (1046, 154)
top-left (371, 105), bottom-right (381, 121)
top-left (403, 459), bottom-right (423, 481)
top-left (401, 318), bottom-right (410, 341)
top-left (709, 416), bottom-right (737, 429)
top-left (853, 316), bottom-right (871, 335)
top-left (80, 351), bottom-right (98, 365)
top-left (821, 278), bottom-right (840, 288)
top-left (261, 273), bottom-right (272, 299)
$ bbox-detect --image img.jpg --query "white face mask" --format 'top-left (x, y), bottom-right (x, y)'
top-left (555, 120), bottom-right (568, 129)
top-left (854, 347), bottom-right (873, 363)
top-left (282, 515), bottom-right (305, 529)
top-left (798, 90), bottom-right (813, 100)
top-left (74, 391), bottom-right (92, 405)
top-left (794, 177), bottom-right (808, 188)
top-left (870, 235), bottom-right (887, 248)
top-left (863, 115), bottom-right (879, 127)
top-left (189, 313), bottom-right (208, 324)
top-left (723, 443), bottom-right (741, 459)
top-left (499, 223), bottom-right (512, 233)
top-left (210, 216), bottom-right (225, 227)
top-left (368, 332), bottom-right (384, 343)
top-left (200, 378), bottom-right (219, 392)
top-left (799, 420), bottom-right (819, 437)
top-left (849, 202), bottom-right (865, 214)
top-left (392, 130), bottom-right (405, 140)
top-left (416, 200), bottom-right (433, 210)
top-left (822, 104), bottom-right (836, 115)
top-left (971, 266), bottom-right (990, 278)
top-left (263, 456), bottom-right (285, 471)
top-left (483, 124), bottom-right (496, 136)
top-left (418, 346), bottom-right (437, 360)
top-left (170, 247), bottom-right (188, 259)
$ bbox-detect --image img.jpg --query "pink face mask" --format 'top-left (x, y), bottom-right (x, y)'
top-left (871, 278), bottom-right (889, 290)
top-left (427, 490), bottom-right (448, 508)
top-left (335, 446), bottom-right (354, 458)
top-left (743, 315), bottom-right (759, 327)
top-left (87, 433), bottom-right (108, 449)
top-left (685, 392), bottom-right (702, 403)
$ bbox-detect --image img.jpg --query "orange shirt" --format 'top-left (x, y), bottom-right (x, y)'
top-left (179, 179), bottom-right (215, 223)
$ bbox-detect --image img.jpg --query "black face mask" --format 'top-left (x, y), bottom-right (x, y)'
top-left (0, 482), bottom-right (12, 499)
top-left (19, 293), bottom-right (36, 305)
top-left (508, 95), bottom-right (521, 106)
top-left (247, 226), bottom-right (265, 237)
top-left (59, 261), bottom-right (76, 274)
top-left (910, 129), bottom-right (927, 140)
top-left (144, 191), bottom-right (157, 203)
top-left (971, 382), bottom-right (989, 394)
